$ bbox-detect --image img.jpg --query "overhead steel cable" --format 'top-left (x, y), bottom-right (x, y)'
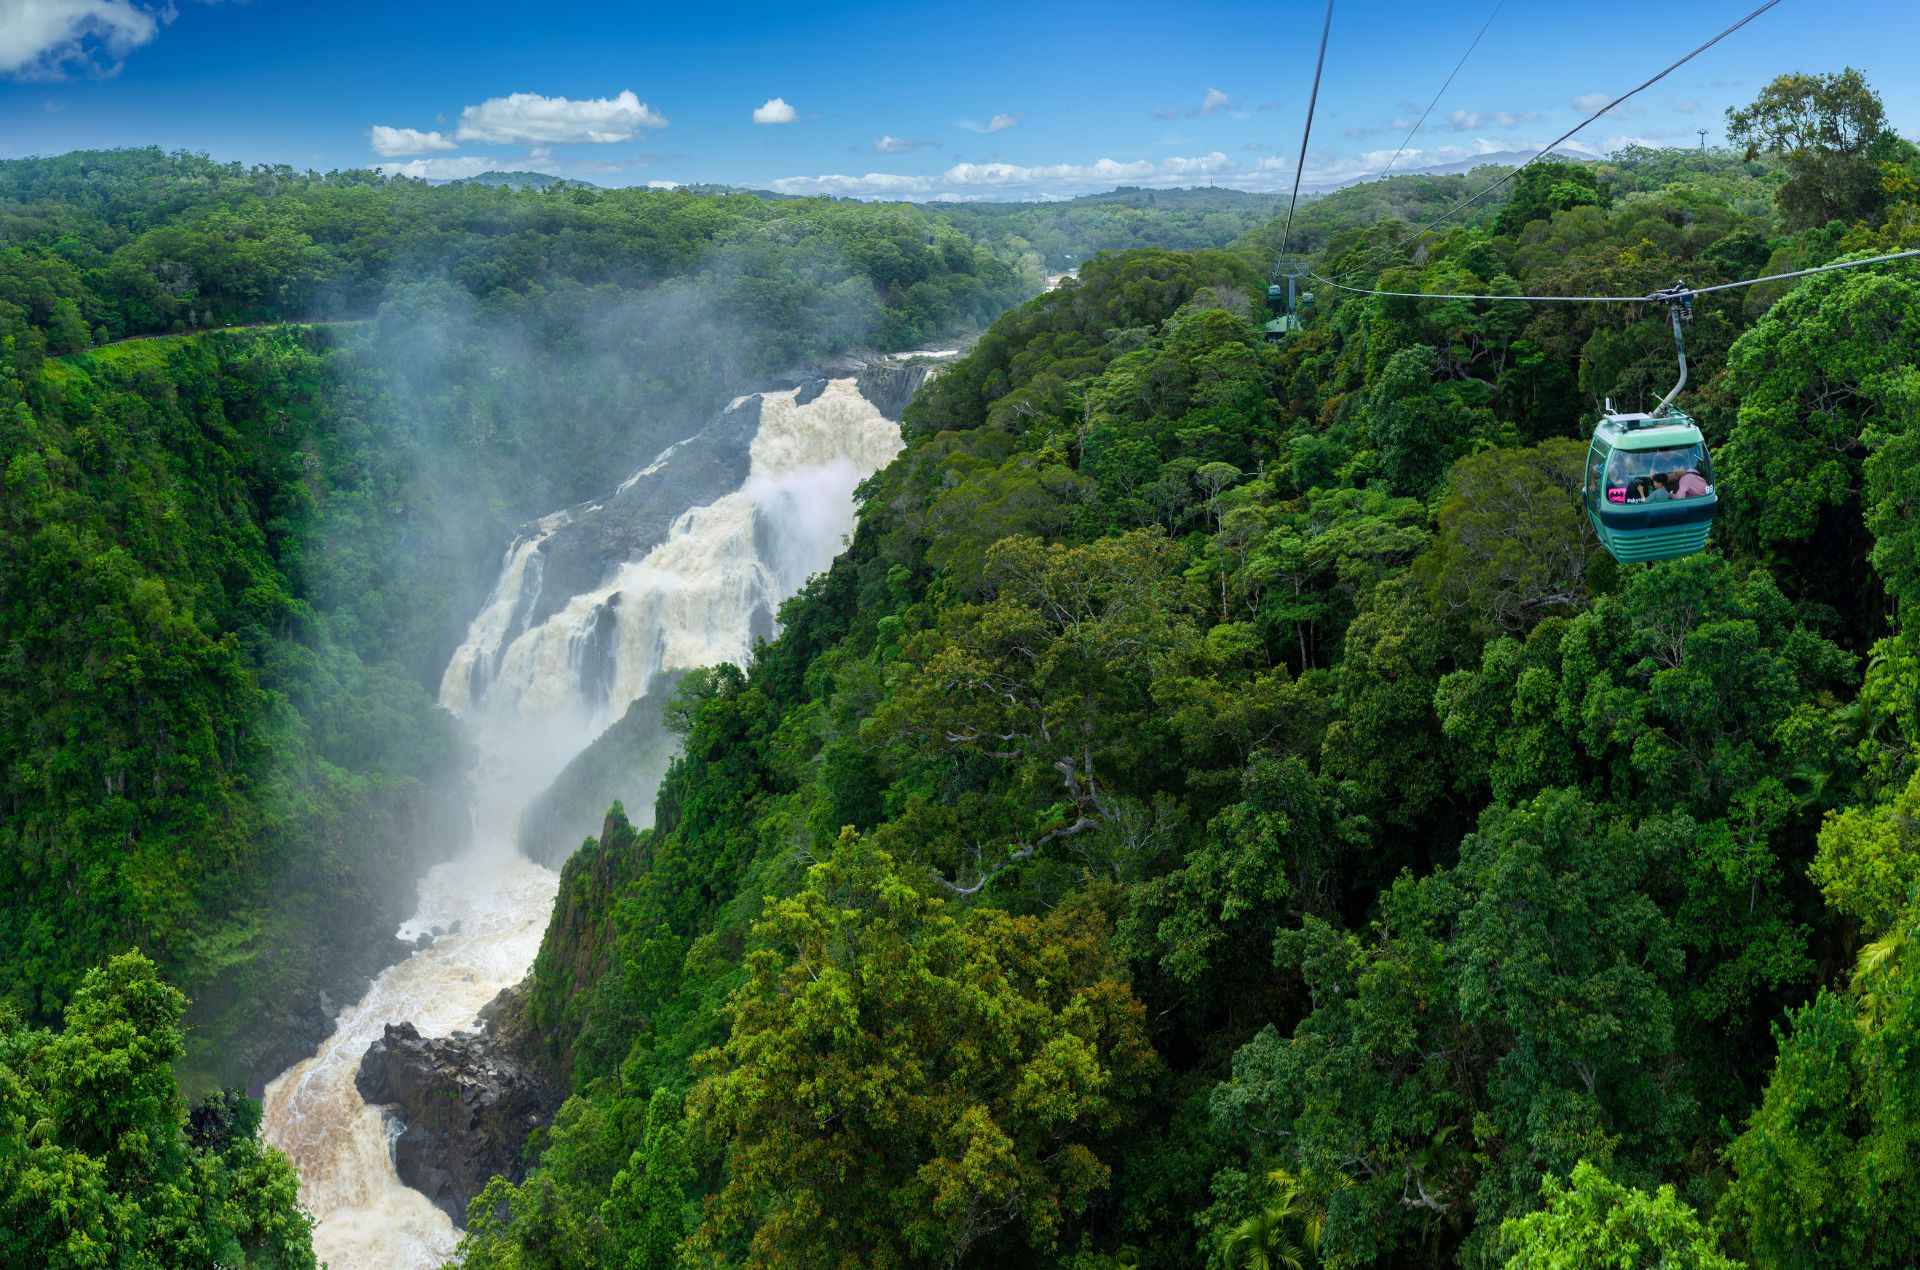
top-left (1277, 0), bottom-right (1336, 260)
top-left (1334, 0), bottom-right (1785, 282)
top-left (1307, 272), bottom-right (1640, 302)
top-left (1304, 247), bottom-right (1920, 304)
top-left (1367, 0), bottom-right (1506, 185)
top-left (1684, 249), bottom-right (1920, 295)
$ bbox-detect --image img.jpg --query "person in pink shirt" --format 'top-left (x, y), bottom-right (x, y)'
top-left (1673, 468), bottom-right (1709, 498)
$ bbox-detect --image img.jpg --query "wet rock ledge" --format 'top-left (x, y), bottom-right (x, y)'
top-left (356, 982), bottom-right (563, 1224)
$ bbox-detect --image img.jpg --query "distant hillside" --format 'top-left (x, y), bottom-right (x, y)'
top-left (453, 170), bottom-right (596, 191)
top-left (1347, 145), bottom-right (1601, 182)
top-left (1064, 186), bottom-right (1291, 210)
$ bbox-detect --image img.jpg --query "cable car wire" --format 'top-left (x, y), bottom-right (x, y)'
top-left (1277, 0), bottom-right (1336, 260)
top-left (1333, 0), bottom-right (1784, 282)
top-left (1304, 247), bottom-right (1920, 305)
top-left (1366, 0), bottom-right (1506, 186)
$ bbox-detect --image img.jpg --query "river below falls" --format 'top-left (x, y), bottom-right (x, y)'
top-left (260, 841), bottom-right (557, 1268)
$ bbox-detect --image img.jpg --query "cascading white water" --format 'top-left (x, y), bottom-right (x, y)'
top-left (448, 378), bottom-right (903, 735)
top-left (260, 377), bottom-right (903, 1270)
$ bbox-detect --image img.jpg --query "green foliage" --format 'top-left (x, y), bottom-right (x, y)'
top-left (1720, 256), bottom-right (1920, 555)
top-left (1421, 438), bottom-right (1600, 638)
top-left (1726, 69), bottom-right (1896, 229)
top-left (1497, 1161), bottom-right (1742, 1270)
top-left (1493, 161), bottom-right (1610, 236)
top-left (0, 951), bottom-right (315, 1269)
top-left (16, 111), bottom-right (1920, 1270)
top-left (1812, 768), bottom-right (1920, 931)
top-left (687, 839), bottom-right (1155, 1267)
top-left (0, 328), bottom-right (462, 1082)
top-left (1221, 1170), bottom-right (1323, 1270)
top-left (1208, 791), bottom-right (1689, 1268)
top-left (460, 105), bottom-right (1920, 1267)
top-left (1720, 911), bottom-right (1920, 1266)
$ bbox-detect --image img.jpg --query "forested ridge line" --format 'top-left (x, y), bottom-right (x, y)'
top-left (455, 70), bottom-right (1920, 1270)
top-left (92, 316), bottom-right (366, 348)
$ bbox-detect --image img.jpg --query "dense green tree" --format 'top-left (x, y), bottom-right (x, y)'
top-left (0, 952), bottom-right (315, 1269)
top-left (687, 840), bottom-right (1155, 1267)
top-left (1719, 255), bottom-right (1920, 561)
top-left (1209, 791), bottom-right (1689, 1268)
top-left (871, 531), bottom-right (1204, 892)
top-left (1497, 1161), bottom-right (1741, 1270)
top-left (1419, 439), bottom-right (1601, 638)
top-left (1720, 911), bottom-right (1920, 1267)
top-left (1726, 69), bottom-right (1895, 229)
top-left (599, 1089), bottom-right (695, 1269)
top-left (1493, 162), bottom-right (1609, 236)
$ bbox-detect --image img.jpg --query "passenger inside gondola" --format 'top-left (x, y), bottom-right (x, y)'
top-left (1606, 443), bottom-right (1713, 504)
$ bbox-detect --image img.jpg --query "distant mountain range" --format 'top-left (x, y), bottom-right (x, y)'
top-left (439, 146), bottom-right (1604, 201)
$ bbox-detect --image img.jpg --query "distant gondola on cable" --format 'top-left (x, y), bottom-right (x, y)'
top-left (1264, 265), bottom-right (1312, 343)
top-left (1580, 283), bottom-right (1717, 562)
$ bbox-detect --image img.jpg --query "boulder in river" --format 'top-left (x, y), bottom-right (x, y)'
top-left (355, 984), bottom-right (562, 1224)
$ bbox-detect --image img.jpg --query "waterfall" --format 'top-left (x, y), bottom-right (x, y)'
top-left (259, 376), bottom-right (905, 1270)
top-left (449, 378), bottom-right (902, 739)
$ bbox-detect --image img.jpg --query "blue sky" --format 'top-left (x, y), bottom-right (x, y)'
top-left (3, 0), bottom-right (1917, 200)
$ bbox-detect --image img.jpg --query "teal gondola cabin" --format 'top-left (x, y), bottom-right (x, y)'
top-left (1581, 410), bottom-right (1717, 562)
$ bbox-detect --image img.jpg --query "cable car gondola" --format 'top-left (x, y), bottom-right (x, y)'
top-left (1581, 284), bottom-right (1717, 563)
top-left (1265, 264), bottom-right (1311, 343)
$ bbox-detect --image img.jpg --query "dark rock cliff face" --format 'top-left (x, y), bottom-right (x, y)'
top-left (517, 675), bottom-right (686, 867)
top-left (856, 359), bottom-right (939, 420)
top-left (355, 982), bottom-right (563, 1225)
top-left (522, 398), bottom-right (762, 631)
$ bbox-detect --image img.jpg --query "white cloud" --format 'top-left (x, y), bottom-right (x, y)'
top-left (752, 97), bottom-right (798, 125)
top-left (1445, 109), bottom-right (1538, 130)
top-left (0, 0), bottom-right (164, 79)
top-left (377, 156), bottom-right (499, 181)
top-left (368, 125), bottom-right (458, 157)
top-left (771, 136), bottom-right (1627, 203)
top-left (456, 90), bottom-right (665, 144)
top-left (1154, 87), bottom-right (1235, 121)
top-left (874, 134), bottom-right (942, 154)
top-left (1572, 92), bottom-right (1638, 118)
top-left (647, 179), bottom-right (681, 189)
top-left (1674, 98), bottom-right (1699, 114)
top-left (958, 112), bottom-right (1020, 133)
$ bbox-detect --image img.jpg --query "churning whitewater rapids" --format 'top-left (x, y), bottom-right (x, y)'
top-left (260, 375), bottom-right (911, 1270)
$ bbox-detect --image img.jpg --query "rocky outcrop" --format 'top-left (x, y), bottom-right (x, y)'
top-left (856, 358), bottom-right (942, 420)
top-left (517, 675), bottom-right (686, 867)
top-left (355, 982), bottom-right (562, 1224)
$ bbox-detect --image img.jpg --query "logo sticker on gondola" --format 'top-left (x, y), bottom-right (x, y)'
top-left (1607, 487), bottom-right (1627, 503)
